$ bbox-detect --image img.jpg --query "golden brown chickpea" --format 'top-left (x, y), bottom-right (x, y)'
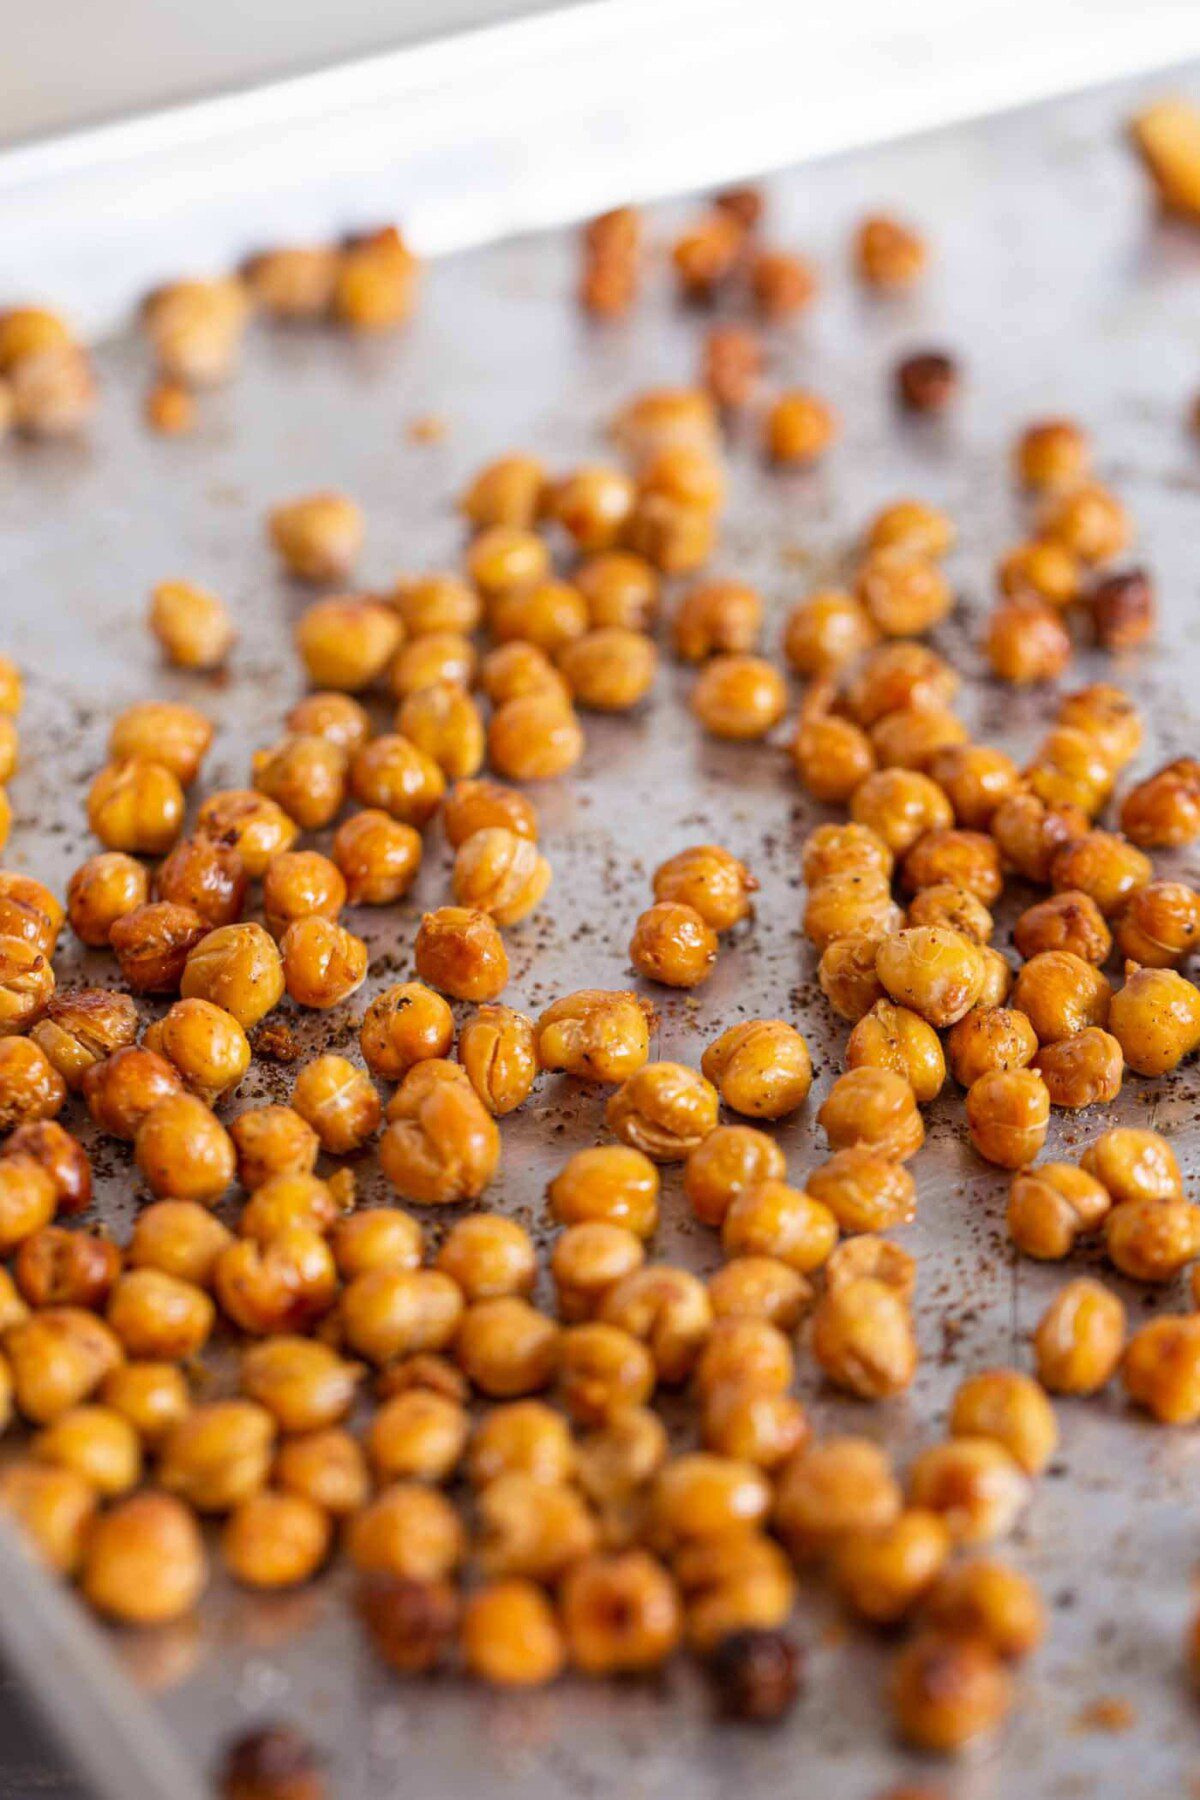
top-left (816, 933), bottom-right (888, 1023)
top-left (0, 1153), bottom-right (57, 1255)
top-left (488, 582), bottom-right (585, 659)
top-left (649, 847), bottom-right (754, 937)
top-left (986, 597), bottom-right (1071, 685)
top-left (365, 1387), bottom-right (470, 1485)
top-left (252, 735), bottom-right (347, 832)
top-left (394, 682), bottom-right (485, 780)
top-left (845, 999), bottom-right (945, 1104)
top-left (1122, 1315), bottom-right (1200, 1424)
top-left (1056, 681), bottom-right (1141, 767)
top-left (671, 207), bottom-right (744, 297)
top-left (691, 654), bottom-right (788, 741)
top-left (222, 1489), bottom-right (331, 1588)
top-left (1034, 1026), bottom-right (1124, 1108)
top-left (239, 1336), bottom-right (361, 1435)
top-left (14, 1223), bottom-right (115, 1311)
top-left (575, 552), bottom-right (660, 631)
top-left (458, 1004), bottom-right (539, 1116)
top-left (461, 1577), bottom-right (564, 1687)
top-left (279, 916), bottom-right (369, 1011)
top-left (350, 734), bottom-right (445, 828)
top-left (478, 640), bottom-right (568, 708)
top-left (29, 989), bottom-right (136, 1095)
top-left (551, 1224), bottom-right (645, 1323)
top-left (1106, 1196), bottom-right (1200, 1281)
top-left (1015, 416), bottom-right (1090, 491)
top-left (833, 1509), bottom-right (951, 1627)
top-left (1081, 1125), bottom-right (1180, 1204)
top-left (560, 1551), bottom-right (680, 1675)
top-left (849, 769), bottom-right (954, 858)
top-left (109, 701), bottom-right (211, 788)
top-left (269, 490), bottom-right (364, 584)
top-left (87, 760), bottom-right (184, 857)
top-left (358, 983), bottom-right (453, 1085)
top-left (460, 454), bottom-right (546, 531)
top-left (765, 390), bottom-right (837, 465)
top-left (574, 1406), bottom-right (665, 1510)
top-left (0, 873), bottom-right (61, 959)
top-left (157, 1398), bottom-right (273, 1513)
top-left (867, 498), bottom-right (955, 559)
top-left (556, 627), bottom-right (657, 712)
top-left (1012, 950), bottom-right (1112, 1044)
top-left (853, 212), bottom-right (926, 287)
top-left (812, 1276), bottom-right (918, 1399)
top-left (394, 573), bottom-right (483, 639)
top-left (606, 1061), bottom-right (719, 1163)
top-left (1013, 890), bottom-right (1111, 966)
top-left (456, 1296), bottom-right (559, 1398)
top-left (1116, 880), bottom-right (1200, 966)
top-left (229, 1105), bottom-right (318, 1192)
top-left (487, 689), bottom-right (585, 781)
top-left (791, 713), bottom-right (877, 804)
top-left (693, 1315), bottom-right (794, 1401)
top-left (803, 871), bottom-right (902, 952)
top-left (537, 989), bottom-right (655, 1084)
top-left (598, 1266), bottom-right (713, 1386)
top-left (997, 538), bottom-right (1082, 608)
top-left (904, 883), bottom-right (992, 943)
top-left (329, 813), bottom-right (420, 908)
top-left (33, 1404), bottom-right (140, 1498)
top-left (1034, 1275), bottom-right (1125, 1394)
top-left (653, 1453), bottom-right (770, 1548)
top-left (340, 1267), bottom-right (461, 1365)
top-left (242, 242), bottom-right (340, 316)
top-left (782, 590), bottom-right (876, 679)
top-left (1007, 1161), bottom-right (1111, 1260)
top-left (874, 927), bottom-right (986, 1030)
top-left (379, 1071), bottom-right (500, 1207)
top-left (721, 1180), bottom-right (837, 1275)
top-left (215, 1224), bottom-right (337, 1336)
top-left (922, 1558), bottom-right (1045, 1662)
top-left (433, 1215), bottom-right (534, 1304)
top-left (0, 656), bottom-right (20, 715)
top-left (287, 690), bottom-right (371, 755)
top-left (889, 1630), bottom-right (1011, 1753)
top-left (260, 854), bottom-right (345, 940)
top-left (107, 1265), bottom-right (215, 1359)
top-left (949, 1369), bottom-right (1056, 1477)
top-left (926, 746), bottom-right (1018, 832)
top-left (944, 1006), bottom-right (1037, 1091)
top-left (701, 1019), bottom-right (813, 1118)
top-left (148, 580), bottom-right (235, 670)
top-left (0, 1460), bottom-right (96, 1574)
top-left (1121, 757), bottom-right (1200, 848)
top-left (612, 387), bottom-right (720, 463)
top-left (157, 837), bottom-right (248, 929)
top-left (466, 524), bottom-right (551, 601)
top-left (128, 1198), bottom-right (230, 1290)
top-left (992, 791), bottom-right (1088, 885)
top-left (672, 580), bottom-right (763, 664)
top-left (1039, 481), bottom-right (1131, 563)
top-left (1025, 724), bottom-right (1116, 818)
top-left (558, 1320), bottom-right (654, 1422)
top-left (629, 901), bottom-right (719, 989)
top-left (443, 778), bottom-right (538, 849)
top-left (847, 642), bottom-right (959, 728)
top-left (0, 1039), bottom-right (66, 1132)
top-left (908, 1436), bottom-right (1031, 1546)
top-left (855, 549), bottom-right (952, 637)
top-left (871, 707), bottom-right (967, 775)
top-left (818, 1067), bottom-right (925, 1162)
top-left (292, 596), bottom-right (400, 693)
top-left (550, 465), bottom-right (638, 551)
top-left (181, 922), bottom-right (285, 1029)
top-left (81, 1490), bottom-right (206, 1625)
top-left (275, 1427), bottom-right (369, 1515)
top-left (109, 900), bottom-right (206, 993)
top-left (466, 1400), bottom-right (573, 1490)
top-left (291, 1055), bottom-right (380, 1155)
top-left (142, 274), bottom-right (248, 382)
top-left (682, 1126), bottom-right (785, 1229)
top-left (773, 1434), bottom-right (901, 1561)
top-left (7, 1121), bottom-right (91, 1216)
top-left (701, 1385), bottom-right (808, 1472)
top-left (965, 1068), bottom-right (1050, 1168)
top-left (804, 1148), bottom-right (916, 1236)
top-left (83, 1045), bottom-right (185, 1141)
top-left (414, 906), bottom-right (509, 1002)
top-left (195, 789), bottom-right (299, 879)
top-left (5, 1309), bottom-right (119, 1433)
top-left (453, 828), bottom-right (552, 927)
top-left (547, 1146), bottom-right (659, 1240)
top-left (239, 1172), bottom-right (338, 1243)
top-left (902, 829), bottom-right (1002, 905)
top-left (348, 1474), bottom-right (466, 1585)
top-left (1108, 965), bottom-right (1200, 1075)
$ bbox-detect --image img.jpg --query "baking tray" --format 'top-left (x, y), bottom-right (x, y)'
top-left (4, 61), bottom-right (1200, 1800)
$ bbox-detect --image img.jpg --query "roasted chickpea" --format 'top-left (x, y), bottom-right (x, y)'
top-left (0, 655), bottom-right (22, 715)
top-left (997, 538), bottom-right (1082, 608)
top-left (1115, 880), bottom-right (1200, 967)
top-left (0, 1460), bottom-right (96, 1574)
top-left (0, 1151), bottom-right (57, 1255)
top-left (671, 208), bottom-right (744, 298)
top-left (986, 597), bottom-right (1071, 685)
top-left (1025, 724), bottom-right (1116, 817)
top-left (682, 1126), bottom-right (785, 1229)
top-left (949, 1369), bottom-right (1057, 1477)
top-left (765, 390), bottom-right (837, 465)
top-left (268, 489), bottom-right (364, 583)
top-left (126, 1199), bottom-right (230, 1291)
top-left (329, 811), bottom-right (420, 906)
top-left (627, 901), bottom-right (717, 989)
top-left (791, 713), bottom-right (877, 804)
top-left (1122, 1315), bottom-right (1200, 1424)
top-left (902, 831), bottom-right (1001, 908)
top-left (379, 1070), bottom-right (499, 1206)
top-left (108, 900), bottom-right (204, 994)
top-left (252, 734), bottom-right (348, 833)
top-left (871, 707), bottom-right (967, 775)
top-left (855, 549), bottom-right (952, 637)
top-left (157, 1398), bottom-right (274, 1513)
top-left (922, 1558), bottom-right (1045, 1662)
top-left (81, 1491), bottom-right (206, 1625)
top-left (1089, 566), bottom-right (1156, 651)
top-left (782, 591), bottom-right (874, 680)
top-left (831, 1509), bottom-right (950, 1625)
top-left (443, 782), bottom-right (538, 853)
top-left (214, 1223), bottom-right (337, 1336)
top-left (349, 734), bottom-right (445, 828)
top-left (109, 700), bottom-right (212, 788)
top-left (965, 1068), bottom-right (1050, 1168)
top-left (867, 501), bottom-right (955, 562)
top-left (551, 1224), bottom-right (645, 1323)
top-left (992, 791), bottom-right (1088, 885)
top-left (904, 883), bottom-right (992, 943)
top-left (340, 1267), bottom-right (462, 1365)
top-left (466, 525), bottom-right (551, 600)
top-left (259, 855), bottom-right (345, 941)
top-left (356, 983), bottom-right (452, 1086)
top-left (148, 580), bottom-right (235, 670)
top-left (890, 1630), bottom-right (1011, 1753)
top-left (31, 994), bottom-right (135, 1106)
top-left (229, 1105), bottom-right (318, 1192)
top-left (1007, 1161), bottom-right (1111, 1259)
top-left (488, 689), bottom-right (585, 781)
top-left (691, 654), bottom-right (787, 741)
top-left (1013, 890), bottom-right (1109, 966)
top-left (157, 836), bottom-right (248, 928)
top-left (195, 790), bottom-right (298, 879)
top-left (558, 1550), bottom-right (681, 1676)
top-left (286, 690), bottom-right (371, 753)
top-left (460, 453), bottom-right (546, 532)
top-left (478, 641), bottom-right (567, 709)
top-left (923, 747), bottom-right (1018, 833)
top-left (456, 1005), bottom-right (538, 1116)
top-left (239, 1172), bottom-right (339, 1243)
top-left (1055, 681), bottom-right (1141, 768)
top-left (292, 1055), bottom-right (380, 1155)
top-left (812, 1276), bottom-right (919, 1399)
top-left (17, 1222), bottom-right (114, 1316)
top-left (556, 1320), bottom-right (653, 1423)
top-left (279, 916), bottom-right (369, 1011)
top-left (1080, 1126), bottom-right (1180, 1205)
top-left (846, 643), bottom-right (958, 728)
top-left (700, 1019), bottom-right (812, 1119)
top-left (1033, 1276), bottom-right (1125, 1393)
top-left (802, 871), bottom-right (902, 952)
top-left (804, 1148), bottom-right (915, 1236)
top-left (818, 1067), bottom-right (925, 1161)
top-left (1034, 1026), bottom-right (1123, 1108)
top-left (411, 906), bottom-right (506, 1002)
top-left (464, 1400), bottom-right (573, 1491)
top-left (817, 933), bottom-right (889, 1022)
top-left (1120, 757), bottom-right (1200, 848)
top-left (0, 873), bottom-right (62, 958)
top-left (1039, 481), bottom-right (1131, 563)
top-left (700, 1386), bottom-right (807, 1474)
top-left (612, 388), bottom-right (720, 464)
top-left (1106, 1196), bottom-right (1200, 1281)
top-left (773, 1434), bottom-right (901, 1561)
top-left (460, 1578), bottom-right (564, 1687)
top-left (648, 848), bottom-right (756, 940)
top-left (1108, 965), bottom-right (1200, 1075)
top-left (456, 1296), bottom-right (559, 1398)
top-left (845, 999), bottom-right (945, 1104)
top-left (452, 830), bottom-right (552, 929)
top-left (0, 1038), bottom-right (66, 1132)
top-left (87, 760), bottom-right (184, 857)
top-left (555, 627), bottom-right (657, 713)
top-left (850, 770), bottom-right (953, 857)
top-left (393, 634), bottom-right (477, 702)
top-left (1014, 416), bottom-right (1089, 491)
top-left (874, 927), bottom-right (985, 1030)
top-left (943, 1006), bottom-right (1036, 1090)
top-left (431, 1215), bottom-right (533, 1304)
top-left (6, 1121), bottom-right (91, 1216)
top-left (221, 1489), bottom-right (331, 1589)
top-left (535, 991), bottom-right (652, 1088)
top-left (672, 581), bottom-right (762, 664)
top-left (107, 1265), bottom-right (215, 1359)
top-left (181, 923), bottom-right (285, 1029)
top-left (575, 552), bottom-right (660, 631)
top-left (83, 1045), bottom-right (184, 1141)
top-left (276, 1427), bottom-right (369, 1516)
top-left (721, 1180), bottom-right (837, 1275)
top-left (597, 1266), bottom-right (712, 1385)
top-left (393, 682), bottom-right (484, 780)
top-left (853, 212), bottom-right (926, 287)
top-left (33, 1404), bottom-right (141, 1498)
top-left (394, 573), bottom-right (483, 637)
top-left (1012, 950), bottom-right (1112, 1044)
top-left (606, 1061), bottom-right (719, 1162)
top-left (293, 595), bottom-right (399, 693)
top-left (908, 1436), bottom-right (1031, 1545)
top-left (330, 1209), bottom-right (423, 1283)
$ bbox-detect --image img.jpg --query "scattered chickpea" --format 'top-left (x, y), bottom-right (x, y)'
top-left (765, 391), bottom-right (838, 465)
top-left (721, 1180), bottom-right (838, 1275)
top-left (1079, 1126), bottom-right (1180, 1205)
top-left (292, 1055), bottom-right (381, 1155)
top-left (692, 654), bottom-right (788, 741)
top-left (854, 215), bottom-right (927, 288)
top-left (537, 989), bottom-right (654, 1084)
top-left (1108, 965), bottom-right (1200, 1075)
top-left (607, 1061), bottom-right (719, 1161)
top-left (487, 689), bottom-right (585, 781)
top-left (1007, 1161), bottom-right (1111, 1259)
top-left (773, 1435), bottom-right (901, 1561)
top-left (889, 1631), bottom-right (1011, 1753)
top-left (965, 1068), bottom-right (1050, 1168)
top-left (182, 923), bottom-right (285, 1029)
top-left (812, 1276), bottom-right (919, 1399)
top-left (1120, 757), bottom-right (1200, 848)
top-left (783, 590), bottom-right (876, 678)
top-left (997, 538), bottom-right (1082, 608)
top-left (1039, 481), bottom-right (1131, 564)
top-left (818, 1068), bottom-right (925, 1162)
top-left (460, 1578), bottom-right (565, 1687)
top-left (157, 837), bottom-right (248, 928)
top-left (1123, 1315), bottom-right (1200, 1423)
top-left (379, 1066), bottom-right (499, 1206)
top-left (1034, 1277), bottom-right (1126, 1394)
top-left (81, 1491), bottom-right (206, 1625)
top-left (702, 1019), bottom-right (812, 1118)
top-left (269, 493), bottom-right (364, 584)
top-left (986, 597), bottom-right (1072, 685)
top-left (148, 581), bottom-right (235, 670)
top-left (683, 1125), bottom-right (786, 1229)
top-left (832, 1509), bottom-right (950, 1624)
top-left (672, 580), bottom-right (763, 662)
top-left (922, 1558), bottom-right (1045, 1661)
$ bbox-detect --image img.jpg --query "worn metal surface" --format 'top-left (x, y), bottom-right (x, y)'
top-left (3, 60), bottom-right (1200, 1800)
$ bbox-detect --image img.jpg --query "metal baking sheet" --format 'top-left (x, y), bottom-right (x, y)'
top-left (4, 60), bottom-right (1200, 1800)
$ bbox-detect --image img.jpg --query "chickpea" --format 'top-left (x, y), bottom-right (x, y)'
top-left (606, 1061), bottom-right (719, 1162)
top-left (275, 1428), bottom-right (369, 1516)
top-left (1012, 950), bottom-right (1112, 1045)
top-left (866, 499), bottom-right (955, 561)
top-left (6, 1121), bottom-right (91, 1216)
top-left (476, 1472), bottom-right (597, 1583)
top-left (221, 1489), bottom-right (331, 1589)
top-left (230, 1105), bottom-right (318, 1191)
top-left (847, 642), bottom-right (958, 727)
top-left (804, 1148), bottom-right (916, 1235)
top-left (394, 573), bottom-right (483, 639)
top-left (487, 583), bottom-right (585, 660)
top-left (1014, 416), bottom-right (1089, 491)
top-left (239, 1172), bottom-right (338, 1243)
top-left (479, 640), bottom-right (568, 709)
top-left (1081, 1126), bottom-right (1180, 1205)
top-left (379, 1074), bottom-right (500, 1206)
top-left (966, 1068), bottom-right (1050, 1168)
top-left (181, 922), bottom-right (285, 1029)
top-left (253, 736), bottom-right (348, 834)
top-left (1057, 681), bottom-right (1142, 769)
top-left (291, 596), bottom-right (392, 696)
top-left (844, 999), bottom-right (944, 1105)
top-left (465, 525), bottom-right (550, 601)
top-left (133, 1093), bottom-right (235, 1204)
top-left (982, 948), bottom-right (1019, 1009)
top-left (997, 538), bottom-right (1082, 608)
top-left (1090, 567), bottom-right (1156, 651)
top-left (612, 387), bottom-right (720, 465)
top-left (357, 983), bottom-right (451, 1085)
top-left (108, 900), bottom-right (204, 994)
top-left (853, 212), bottom-right (926, 287)
top-left (672, 581), bottom-right (762, 664)
top-left (782, 591), bottom-right (875, 679)
top-left (872, 707), bottom-right (967, 776)
top-left (196, 790), bottom-right (299, 879)
top-left (5, 1307), bottom-right (122, 1423)
top-left (329, 814), bottom-right (420, 909)
top-left (850, 770), bottom-right (953, 857)
top-left (1106, 1195), bottom-right (1200, 1281)
top-left (1013, 890), bottom-right (1109, 966)
top-left (700, 1019), bottom-right (813, 1119)
top-left (671, 208), bottom-right (744, 297)
top-left (140, 999), bottom-right (248, 1106)
top-left (84, 1045), bottom-right (185, 1141)
top-left (802, 871), bottom-right (902, 952)
top-left (683, 1126), bottom-right (785, 1229)
top-left (949, 1369), bottom-right (1057, 1477)
top-left (818, 933), bottom-right (889, 1023)
top-left (215, 1224), bottom-right (337, 1335)
top-left (653, 1454), bottom-right (770, 1551)
top-left (278, 915), bottom-right (368, 1011)
top-left (27, 991), bottom-right (135, 1098)
top-left (287, 690), bottom-right (371, 754)
top-left (460, 1578), bottom-right (564, 1687)
top-left (452, 829), bottom-right (552, 928)
top-left (902, 833), bottom-right (1001, 908)
top-left (242, 242), bottom-right (340, 317)
top-left (1025, 725), bottom-right (1116, 818)
top-left (393, 682), bottom-right (483, 780)
top-left (550, 1144), bottom-right (661, 1249)
top-left (488, 689), bottom-right (585, 781)
top-left (855, 549), bottom-right (952, 638)
top-left (532, 992), bottom-right (650, 1088)
top-left (157, 837), bottom-right (248, 928)
top-left (818, 1067), bottom-right (925, 1161)
top-left (904, 883), bottom-right (992, 944)
top-left (13, 1224), bottom-right (114, 1311)
top-left (459, 453), bottom-right (546, 534)
top-left (0, 1460), bottom-right (96, 1574)
top-left (148, 580), bottom-right (235, 670)
top-left (832, 1510), bottom-right (950, 1625)
top-left (330, 1209), bottom-right (422, 1283)
top-left (560, 1551), bottom-right (680, 1675)
top-left (362, 1386), bottom-right (467, 1484)
top-left (627, 901), bottom-right (717, 989)
top-left (259, 855), bottom-right (345, 941)
top-left (1123, 1315), bottom-right (1200, 1424)
top-left (908, 1436), bottom-right (1031, 1545)
top-left (598, 1266), bottom-right (713, 1385)
top-left (827, 1238), bottom-right (916, 1303)
top-left (0, 1154), bottom-right (57, 1255)
top-left (87, 760), bottom-right (184, 857)
top-left (340, 1267), bottom-right (461, 1366)
top-left (350, 734), bottom-right (446, 828)
top-left (574, 1407), bottom-right (665, 1509)
top-left (1116, 880), bottom-right (1200, 967)
top-left (107, 1265), bottom-right (215, 1360)
top-left (701, 1385), bottom-right (808, 1471)
top-left (773, 1435), bottom-right (901, 1561)
top-left (1039, 481), bottom-right (1131, 563)
top-left (890, 1630), bottom-right (1011, 1753)
top-left (875, 928), bottom-right (985, 1031)
top-left (128, 1200), bottom-right (230, 1289)
top-left (1121, 757), bottom-right (1200, 848)
top-left (0, 655), bottom-right (22, 717)
top-left (81, 1491), bottom-right (206, 1625)
top-left (456, 1296), bottom-right (559, 1398)
top-left (922, 1558), bottom-right (1045, 1661)
top-left (556, 1320), bottom-right (653, 1423)
top-left (33, 1404), bottom-right (140, 1498)
top-left (814, 1275), bottom-right (919, 1398)
top-left (0, 873), bottom-right (62, 958)
top-left (575, 552), bottom-right (660, 632)
top-left (292, 1054), bottom-right (381, 1154)
top-left (443, 786), bottom-right (536, 859)
top-left (464, 1402), bottom-right (572, 1491)
top-left (0, 1039), bottom-right (65, 1132)
top-left (109, 700), bottom-right (211, 788)
top-left (142, 273), bottom-right (248, 381)
top-left (554, 627), bottom-right (655, 713)
top-left (1108, 965), bottom-right (1200, 1075)
top-left (431, 1215), bottom-right (533, 1304)
top-left (1007, 1161), bottom-right (1112, 1259)
top-left (412, 906), bottom-right (508, 1003)
top-left (1033, 1276), bottom-right (1125, 1393)
top-left (551, 1225), bottom-right (645, 1323)
top-left (925, 747), bottom-right (1018, 833)
top-left (691, 654), bottom-right (788, 742)
top-left (1034, 1026), bottom-right (1124, 1108)
top-left (721, 1180), bottom-right (837, 1274)
top-left (992, 791), bottom-right (1087, 885)
top-left (986, 597), bottom-right (1071, 684)
top-left (268, 490), bottom-right (364, 583)
top-left (791, 713), bottom-right (877, 804)
top-left (764, 391), bottom-right (837, 465)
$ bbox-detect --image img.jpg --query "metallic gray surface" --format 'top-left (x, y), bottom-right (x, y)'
top-left (3, 61), bottom-right (1200, 1800)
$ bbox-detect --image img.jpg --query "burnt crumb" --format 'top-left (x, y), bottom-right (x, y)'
top-left (218, 1723), bottom-right (325, 1800)
top-left (895, 350), bottom-right (959, 414)
top-left (706, 1628), bottom-right (803, 1722)
top-left (250, 1020), bottom-right (303, 1063)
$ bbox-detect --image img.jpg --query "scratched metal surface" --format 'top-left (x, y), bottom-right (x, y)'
top-left (3, 61), bottom-right (1200, 1800)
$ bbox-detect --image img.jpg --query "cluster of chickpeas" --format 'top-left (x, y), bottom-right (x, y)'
top-left (0, 309), bottom-right (96, 440)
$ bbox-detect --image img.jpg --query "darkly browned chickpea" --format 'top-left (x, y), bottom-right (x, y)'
top-left (893, 350), bottom-right (958, 414)
top-left (1034, 1027), bottom-right (1123, 1108)
top-left (1089, 567), bottom-right (1156, 651)
top-left (818, 1067), bottom-right (924, 1161)
top-left (986, 597), bottom-right (1071, 685)
top-left (110, 901), bottom-right (207, 994)
top-left (458, 1006), bottom-right (539, 1115)
top-left (672, 581), bottom-right (763, 665)
top-left (1116, 880), bottom-right (1200, 966)
top-left (287, 690), bottom-right (371, 754)
top-left (27, 990), bottom-right (136, 1097)
top-left (791, 713), bottom-right (876, 805)
top-left (195, 790), bottom-right (298, 879)
top-left (84, 1046), bottom-right (184, 1141)
top-left (856, 548), bottom-right (952, 637)
top-left (181, 923), bottom-right (285, 1030)
top-left (692, 654), bottom-right (787, 741)
top-left (109, 701), bottom-right (211, 788)
top-left (414, 907), bottom-right (508, 1002)
top-left (280, 917), bottom-right (368, 1010)
top-left (1120, 757), bottom-right (1200, 849)
top-left (1014, 890), bottom-right (1111, 965)
top-left (991, 791), bottom-right (1088, 885)
top-left (156, 836), bottom-right (248, 928)
top-left (134, 1094), bottom-right (235, 1203)
top-left (630, 902), bottom-right (719, 988)
top-left (1007, 1161), bottom-right (1111, 1260)
top-left (966, 1068), bottom-right (1050, 1167)
top-left (0, 874), bottom-right (61, 958)
top-left (379, 1075), bottom-right (500, 1206)
top-left (292, 1056), bottom-right (381, 1155)
top-left (87, 760), bottom-right (184, 856)
top-left (1108, 965), bottom-right (1200, 1075)
top-left (702, 1020), bottom-right (813, 1118)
